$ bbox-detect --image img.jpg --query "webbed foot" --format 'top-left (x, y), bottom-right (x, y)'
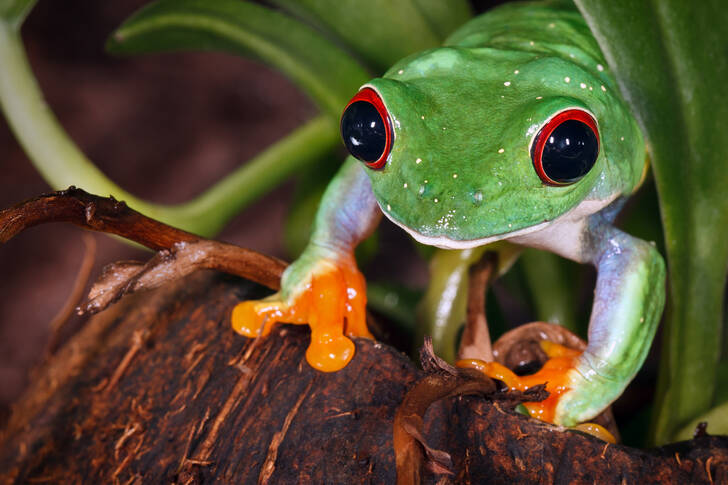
top-left (458, 341), bottom-right (579, 420)
top-left (232, 250), bottom-right (371, 372)
top-left (457, 340), bottom-right (616, 443)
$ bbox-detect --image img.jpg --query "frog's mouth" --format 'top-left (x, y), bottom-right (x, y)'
top-left (378, 194), bottom-right (619, 251)
top-left (379, 207), bottom-right (551, 249)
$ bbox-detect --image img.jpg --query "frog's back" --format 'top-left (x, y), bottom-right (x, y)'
top-left (447, 1), bottom-right (609, 85)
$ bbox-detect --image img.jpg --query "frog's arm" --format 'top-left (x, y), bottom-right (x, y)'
top-left (232, 157), bottom-right (381, 372)
top-left (553, 214), bottom-right (665, 424)
top-left (461, 208), bottom-right (665, 426)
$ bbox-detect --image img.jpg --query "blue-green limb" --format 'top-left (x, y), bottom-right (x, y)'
top-left (548, 212), bottom-right (665, 425)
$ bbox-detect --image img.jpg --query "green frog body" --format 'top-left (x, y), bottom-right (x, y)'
top-left (233, 1), bottom-right (665, 428)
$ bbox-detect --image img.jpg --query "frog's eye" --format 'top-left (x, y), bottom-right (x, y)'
top-left (340, 87), bottom-right (392, 169)
top-left (531, 109), bottom-right (599, 185)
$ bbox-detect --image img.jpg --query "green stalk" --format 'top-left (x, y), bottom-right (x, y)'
top-left (415, 247), bottom-right (487, 363)
top-left (416, 242), bottom-right (523, 362)
top-left (0, 20), bottom-right (339, 236)
top-left (519, 249), bottom-right (579, 334)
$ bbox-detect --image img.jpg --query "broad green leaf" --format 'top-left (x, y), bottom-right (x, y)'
top-left (411, 0), bottom-right (473, 41)
top-left (0, 0), bottom-right (36, 28)
top-left (673, 401), bottom-right (728, 442)
top-left (107, 0), bottom-right (370, 119)
top-left (574, 0), bottom-right (728, 444)
top-left (268, 0), bottom-right (471, 73)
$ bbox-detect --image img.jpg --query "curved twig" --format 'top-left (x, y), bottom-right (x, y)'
top-left (0, 187), bottom-right (287, 299)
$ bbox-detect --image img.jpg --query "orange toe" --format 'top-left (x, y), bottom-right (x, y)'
top-left (457, 341), bottom-right (581, 423)
top-left (572, 422), bottom-right (616, 443)
top-left (306, 334), bottom-right (356, 372)
top-left (232, 300), bottom-right (285, 337)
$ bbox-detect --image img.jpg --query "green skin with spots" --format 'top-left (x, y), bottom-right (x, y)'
top-left (277, 1), bottom-right (666, 426)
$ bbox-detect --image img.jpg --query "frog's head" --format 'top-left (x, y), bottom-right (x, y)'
top-left (340, 47), bottom-right (645, 248)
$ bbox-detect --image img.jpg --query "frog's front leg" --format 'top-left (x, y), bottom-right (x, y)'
top-left (461, 210), bottom-right (665, 426)
top-left (232, 158), bottom-right (381, 372)
top-left (553, 215), bottom-right (666, 425)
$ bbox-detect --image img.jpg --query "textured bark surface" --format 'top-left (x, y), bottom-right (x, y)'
top-left (1, 274), bottom-right (727, 484)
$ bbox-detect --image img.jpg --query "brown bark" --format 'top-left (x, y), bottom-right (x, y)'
top-left (0, 273), bottom-right (726, 484)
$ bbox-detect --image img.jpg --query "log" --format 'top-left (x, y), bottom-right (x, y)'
top-left (1, 273), bottom-right (727, 484)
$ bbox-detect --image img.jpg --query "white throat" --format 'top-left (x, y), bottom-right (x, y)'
top-left (380, 194), bottom-right (618, 263)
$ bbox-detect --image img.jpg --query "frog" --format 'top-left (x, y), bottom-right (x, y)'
top-left (231, 0), bottom-right (665, 429)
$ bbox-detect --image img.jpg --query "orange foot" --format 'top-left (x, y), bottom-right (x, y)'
top-left (231, 254), bottom-right (372, 372)
top-left (457, 341), bottom-right (615, 443)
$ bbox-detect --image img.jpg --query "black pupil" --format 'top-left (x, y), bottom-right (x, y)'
top-left (540, 119), bottom-right (598, 183)
top-left (341, 101), bottom-right (386, 163)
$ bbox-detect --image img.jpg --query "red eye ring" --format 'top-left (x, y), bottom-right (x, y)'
top-left (341, 87), bottom-right (393, 169)
top-left (531, 109), bottom-right (600, 186)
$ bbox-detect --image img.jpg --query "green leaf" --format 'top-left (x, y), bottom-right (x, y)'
top-left (411, 0), bottom-right (473, 41)
top-left (268, 0), bottom-right (471, 73)
top-left (107, 0), bottom-right (370, 119)
top-left (0, 0), bottom-right (36, 29)
top-left (574, 0), bottom-right (728, 444)
top-left (673, 401), bottom-right (728, 442)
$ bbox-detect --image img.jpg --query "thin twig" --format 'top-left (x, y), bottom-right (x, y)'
top-left (80, 239), bottom-right (285, 315)
top-left (0, 187), bottom-right (286, 287)
top-left (458, 252), bottom-right (497, 361)
top-left (1, 188), bottom-right (288, 315)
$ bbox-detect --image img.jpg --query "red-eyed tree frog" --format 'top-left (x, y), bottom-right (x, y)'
top-left (231, 1), bottom-right (665, 428)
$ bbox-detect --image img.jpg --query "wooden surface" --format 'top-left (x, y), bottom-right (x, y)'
top-left (1, 273), bottom-right (727, 484)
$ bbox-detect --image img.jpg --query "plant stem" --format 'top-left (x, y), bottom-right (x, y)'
top-left (0, 20), bottom-right (339, 237)
top-left (519, 249), bottom-right (579, 335)
top-left (174, 117), bottom-right (339, 236)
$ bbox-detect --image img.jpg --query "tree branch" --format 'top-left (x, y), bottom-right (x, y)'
top-left (0, 187), bottom-right (287, 297)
